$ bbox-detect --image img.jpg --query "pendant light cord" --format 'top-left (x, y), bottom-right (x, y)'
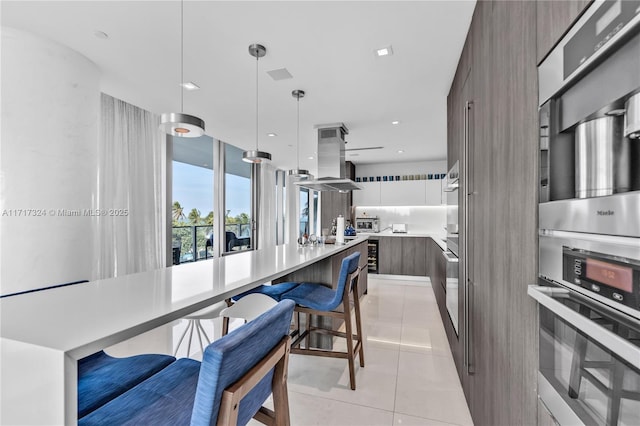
top-left (296, 94), bottom-right (300, 169)
top-left (180, 0), bottom-right (184, 113)
top-left (255, 54), bottom-right (259, 151)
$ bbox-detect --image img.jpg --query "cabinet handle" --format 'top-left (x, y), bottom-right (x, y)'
top-left (463, 100), bottom-right (475, 375)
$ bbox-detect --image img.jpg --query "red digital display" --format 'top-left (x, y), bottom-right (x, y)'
top-left (585, 258), bottom-right (633, 293)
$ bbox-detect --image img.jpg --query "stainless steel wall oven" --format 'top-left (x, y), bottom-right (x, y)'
top-left (532, 1), bottom-right (640, 424)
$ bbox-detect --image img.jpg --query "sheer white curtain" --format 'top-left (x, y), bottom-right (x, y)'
top-left (257, 163), bottom-right (277, 249)
top-left (96, 94), bottom-right (166, 278)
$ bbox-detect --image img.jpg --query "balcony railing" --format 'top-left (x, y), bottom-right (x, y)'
top-left (171, 223), bottom-right (252, 265)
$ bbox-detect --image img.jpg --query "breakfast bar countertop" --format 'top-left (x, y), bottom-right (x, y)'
top-left (0, 237), bottom-right (368, 425)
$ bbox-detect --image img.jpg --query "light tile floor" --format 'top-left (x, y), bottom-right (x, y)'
top-left (108, 276), bottom-right (473, 426)
top-left (249, 276), bottom-right (474, 426)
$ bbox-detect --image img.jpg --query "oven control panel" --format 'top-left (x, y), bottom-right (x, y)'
top-left (563, 247), bottom-right (640, 310)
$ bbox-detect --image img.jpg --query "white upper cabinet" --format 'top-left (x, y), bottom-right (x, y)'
top-left (352, 179), bottom-right (445, 206)
top-left (425, 179), bottom-right (445, 205)
top-left (380, 181), bottom-right (426, 206)
top-left (352, 181), bottom-right (381, 206)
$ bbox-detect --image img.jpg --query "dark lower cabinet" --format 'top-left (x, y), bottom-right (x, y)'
top-left (376, 236), bottom-right (428, 276)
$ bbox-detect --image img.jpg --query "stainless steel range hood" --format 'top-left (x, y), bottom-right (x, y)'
top-left (294, 123), bottom-right (362, 192)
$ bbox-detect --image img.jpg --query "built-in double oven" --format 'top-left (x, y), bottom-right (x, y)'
top-left (531, 1), bottom-right (640, 424)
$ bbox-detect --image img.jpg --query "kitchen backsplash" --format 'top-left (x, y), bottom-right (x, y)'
top-left (355, 160), bottom-right (446, 178)
top-left (354, 206), bottom-right (446, 235)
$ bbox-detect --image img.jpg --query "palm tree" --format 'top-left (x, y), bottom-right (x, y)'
top-left (188, 208), bottom-right (201, 224)
top-left (204, 211), bottom-right (214, 225)
top-left (172, 201), bottom-right (185, 222)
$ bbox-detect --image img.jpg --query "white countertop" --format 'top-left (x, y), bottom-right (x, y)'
top-left (357, 231), bottom-right (447, 250)
top-left (0, 237), bottom-right (367, 424)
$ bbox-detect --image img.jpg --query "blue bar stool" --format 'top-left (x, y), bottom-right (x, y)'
top-left (78, 351), bottom-right (175, 418)
top-left (78, 300), bottom-right (295, 426)
top-left (281, 252), bottom-right (364, 390)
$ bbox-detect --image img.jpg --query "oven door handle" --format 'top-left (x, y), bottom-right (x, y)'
top-left (528, 285), bottom-right (640, 369)
top-left (442, 250), bottom-right (459, 263)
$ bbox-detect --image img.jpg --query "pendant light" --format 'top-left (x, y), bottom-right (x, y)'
top-left (242, 44), bottom-right (272, 163)
top-left (159, 0), bottom-right (205, 138)
top-left (288, 90), bottom-right (310, 178)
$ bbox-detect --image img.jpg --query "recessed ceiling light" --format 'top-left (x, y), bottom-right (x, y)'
top-left (94, 30), bottom-right (109, 39)
top-left (397, 150), bottom-right (404, 154)
top-left (267, 133), bottom-right (277, 137)
top-left (392, 120), bottom-right (400, 125)
top-left (203, 163), bottom-right (208, 167)
top-left (180, 82), bottom-right (200, 91)
top-left (375, 45), bottom-right (393, 57)
top-left (308, 156), bottom-right (314, 160)
top-left (350, 153), bottom-right (360, 157)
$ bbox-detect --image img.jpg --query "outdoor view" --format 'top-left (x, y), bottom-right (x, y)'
top-left (172, 139), bottom-right (252, 264)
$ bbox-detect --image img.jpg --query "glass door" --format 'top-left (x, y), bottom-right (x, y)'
top-left (531, 284), bottom-right (640, 426)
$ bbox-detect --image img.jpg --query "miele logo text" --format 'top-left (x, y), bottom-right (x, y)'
top-left (596, 210), bottom-right (614, 216)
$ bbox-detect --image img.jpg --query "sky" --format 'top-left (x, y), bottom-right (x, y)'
top-left (173, 161), bottom-right (250, 220)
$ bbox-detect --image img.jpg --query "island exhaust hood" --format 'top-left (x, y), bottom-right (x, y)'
top-left (294, 123), bottom-right (363, 192)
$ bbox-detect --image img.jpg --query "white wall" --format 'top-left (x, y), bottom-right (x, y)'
top-left (1, 27), bottom-right (100, 295)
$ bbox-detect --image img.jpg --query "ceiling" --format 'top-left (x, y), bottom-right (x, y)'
top-left (2, 1), bottom-right (475, 174)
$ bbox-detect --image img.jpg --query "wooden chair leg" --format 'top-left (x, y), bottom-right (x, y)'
top-left (272, 342), bottom-right (291, 426)
top-left (305, 312), bottom-right (311, 349)
top-left (343, 295), bottom-right (357, 390)
top-left (222, 316), bottom-right (230, 337)
top-left (353, 283), bottom-right (365, 368)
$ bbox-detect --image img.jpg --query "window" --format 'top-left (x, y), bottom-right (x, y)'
top-left (299, 188), bottom-right (309, 238)
top-left (224, 144), bottom-right (252, 253)
top-left (171, 136), bottom-right (215, 264)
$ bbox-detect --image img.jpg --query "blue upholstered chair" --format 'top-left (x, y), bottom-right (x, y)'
top-left (78, 300), bottom-right (295, 426)
top-left (78, 350), bottom-right (175, 418)
top-left (281, 251), bottom-right (365, 390)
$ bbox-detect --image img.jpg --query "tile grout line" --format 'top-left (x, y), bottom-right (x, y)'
top-left (391, 283), bottom-right (408, 416)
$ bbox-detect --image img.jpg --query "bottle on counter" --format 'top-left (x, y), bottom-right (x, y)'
top-left (336, 215), bottom-right (345, 244)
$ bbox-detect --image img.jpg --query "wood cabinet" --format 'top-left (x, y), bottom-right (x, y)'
top-left (374, 236), bottom-right (428, 276)
top-left (536, 0), bottom-right (591, 64)
top-left (446, 1), bottom-right (540, 425)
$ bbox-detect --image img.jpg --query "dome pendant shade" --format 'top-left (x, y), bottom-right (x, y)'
top-left (160, 112), bottom-right (205, 138)
top-left (288, 168), bottom-right (310, 178)
top-left (242, 150), bottom-right (272, 163)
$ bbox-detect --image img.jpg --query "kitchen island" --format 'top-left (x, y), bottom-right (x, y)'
top-left (0, 237), bottom-right (368, 425)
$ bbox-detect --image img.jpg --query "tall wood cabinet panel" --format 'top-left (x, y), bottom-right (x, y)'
top-left (446, 1), bottom-right (539, 425)
top-left (536, 0), bottom-right (591, 64)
